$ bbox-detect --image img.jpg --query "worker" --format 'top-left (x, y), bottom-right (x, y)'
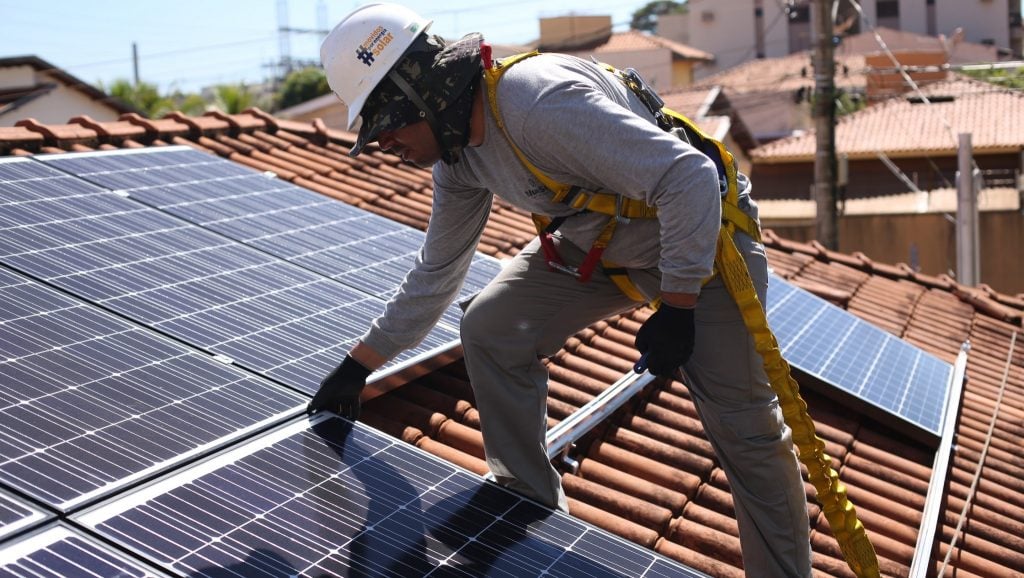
top-left (309, 3), bottom-right (812, 575)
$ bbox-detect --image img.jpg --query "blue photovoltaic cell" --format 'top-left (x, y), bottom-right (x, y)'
top-left (766, 274), bottom-right (953, 438)
top-left (0, 490), bottom-right (49, 543)
top-left (0, 156), bottom-right (459, 394)
top-left (41, 147), bottom-right (503, 329)
top-left (0, 266), bottom-right (302, 511)
top-left (77, 416), bottom-right (707, 578)
top-left (0, 523), bottom-right (169, 577)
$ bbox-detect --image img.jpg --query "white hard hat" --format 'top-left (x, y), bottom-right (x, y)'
top-left (320, 3), bottom-right (433, 131)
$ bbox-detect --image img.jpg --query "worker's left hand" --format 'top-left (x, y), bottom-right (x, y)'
top-left (307, 355), bottom-right (373, 420)
top-left (634, 304), bottom-right (695, 378)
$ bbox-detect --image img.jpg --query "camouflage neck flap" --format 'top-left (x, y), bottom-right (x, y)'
top-left (428, 33), bottom-right (482, 164)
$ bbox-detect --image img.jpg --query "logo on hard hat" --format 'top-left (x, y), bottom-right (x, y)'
top-left (355, 25), bottom-right (395, 67)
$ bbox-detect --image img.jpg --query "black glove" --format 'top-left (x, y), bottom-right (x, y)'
top-left (307, 355), bottom-right (373, 419)
top-left (634, 304), bottom-right (696, 378)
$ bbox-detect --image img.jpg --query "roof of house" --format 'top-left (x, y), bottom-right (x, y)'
top-left (1, 110), bottom-right (1022, 577)
top-left (542, 30), bottom-right (713, 62)
top-left (660, 86), bottom-right (760, 152)
top-left (0, 55), bottom-right (137, 117)
top-left (835, 27), bottom-right (1007, 64)
top-left (693, 25), bottom-right (1006, 99)
top-left (750, 77), bottom-right (1024, 163)
top-left (695, 51), bottom-right (868, 96)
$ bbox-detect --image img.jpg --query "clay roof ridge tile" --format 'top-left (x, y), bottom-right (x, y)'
top-left (203, 109), bottom-right (267, 134)
top-left (14, 118), bottom-right (99, 150)
top-left (119, 112), bottom-right (190, 139)
top-left (165, 111), bottom-right (231, 138)
top-left (239, 107), bottom-right (279, 132)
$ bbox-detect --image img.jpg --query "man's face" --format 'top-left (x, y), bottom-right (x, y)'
top-left (376, 120), bottom-right (441, 168)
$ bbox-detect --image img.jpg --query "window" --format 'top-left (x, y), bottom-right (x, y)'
top-left (877, 1), bottom-right (899, 18)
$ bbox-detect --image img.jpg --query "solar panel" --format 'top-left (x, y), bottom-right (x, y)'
top-left (0, 156), bottom-right (460, 395)
top-left (0, 489), bottom-right (49, 543)
top-left (766, 273), bottom-right (953, 440)
top-left (0, 523), bottom-right (170, 577)
top-left (40, 147), bottom-right (503, 330)
top-left (77, 416), bottom-right (707, 578)
top-left (0, 266), bottom-right (302, 511)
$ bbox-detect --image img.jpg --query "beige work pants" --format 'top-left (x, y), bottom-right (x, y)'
top-left (460, 233), bottom-right (811, 577)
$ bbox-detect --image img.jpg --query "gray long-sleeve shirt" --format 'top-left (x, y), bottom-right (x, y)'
top-left (362, 52), bottom-right (745, 360)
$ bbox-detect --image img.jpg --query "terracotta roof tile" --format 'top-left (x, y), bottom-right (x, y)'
top-left (13, 117), bottom-right (100, 148)
top-left (555, 30), bottom-right (713, 61)
top-left (2, 109), bottom-right (1023, 577)
top-left (752, 77), bottom-right (1024, 162)
top-left (696, 51), bottom-right (867, 95)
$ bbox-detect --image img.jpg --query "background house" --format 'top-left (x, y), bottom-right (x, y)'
top-left (749, 76), bottom-right (1023, 294)
top-left (664, 0), bottom-right (1021, 80)
top-left (537, 15), bottom-right (714, 92)
top-left (0, 55), bottom-right (134, 127)
top-left (692, 27), bottom-right (1006, 144)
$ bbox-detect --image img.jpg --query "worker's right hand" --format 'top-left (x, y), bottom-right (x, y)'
top-left (306, 355), bottom-right (373, 420)
top-left (634, 303), bottom-right (695, 378)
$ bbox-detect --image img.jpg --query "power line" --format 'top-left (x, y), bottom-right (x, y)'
top-left (65, 36), bottom-right (277, 71)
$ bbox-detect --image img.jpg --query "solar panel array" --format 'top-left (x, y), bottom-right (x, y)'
top-left (0, 154), bottom-right (466, 393)
top-left (41, 148), bottom-right (502, 330)
top-left (0, 523), bottom-right (170, 577)
top-left (78, 416), bottom-right (703, 578)
top-left (0, 490), bottom-right (49, 543)
top-left (0, 149), bottom-right (710, 576)
top-left (766, 273), bottom-right (954, 440)
top-left (0, 266), bottom-right (301, 512)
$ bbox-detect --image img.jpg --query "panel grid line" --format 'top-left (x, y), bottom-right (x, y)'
top-left (1, 155), bottom-right (462, 393)
top-left (76, 417), bottom-right (706, 577)
top-left (766, 273), bottom-right (953, 440)
top-left (0, 266), bottom-right (304, 511)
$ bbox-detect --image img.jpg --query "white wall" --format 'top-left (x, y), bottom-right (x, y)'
top-left (689, 0), bottom-right (759, 75)
top-left (657, 13), bottom-right (689, 43)
top-left (0, 65), bottom-right (36, 89)
top-left (936, 0), bottom-right (1010, 48)
top-left (0, 84), bottom-right (121, 127)
top-left (763, 0), bottom-right (790, 58)
top-left (899, 0), bottom-right (929, 35)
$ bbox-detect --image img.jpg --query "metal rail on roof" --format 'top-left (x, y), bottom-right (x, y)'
top-left (545, 365), bottom-right (656, 472)
top-left (934, 332), bottom-right (1017, 577)
top-left (909, 341), bottom-right (971, 578)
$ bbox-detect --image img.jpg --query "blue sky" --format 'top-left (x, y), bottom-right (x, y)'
top-left (3, 1), bottom-right (1021, 94)
top-left (0, 0), bottom-right (640, 93)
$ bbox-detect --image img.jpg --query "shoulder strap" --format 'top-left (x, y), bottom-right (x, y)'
top-left (482, 51), bottom-right (580, 203)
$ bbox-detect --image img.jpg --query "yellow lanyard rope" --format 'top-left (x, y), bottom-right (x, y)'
top-left (716, 222), bottom-right (880, 577)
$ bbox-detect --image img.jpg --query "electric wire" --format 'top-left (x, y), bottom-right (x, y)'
top-left (937, 331), bottom-right (1018, 576)
top-left (847, 0), bottom-right (974, 158)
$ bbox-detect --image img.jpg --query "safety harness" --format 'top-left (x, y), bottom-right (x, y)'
top-left (481, 45), bottom-right (881, 578)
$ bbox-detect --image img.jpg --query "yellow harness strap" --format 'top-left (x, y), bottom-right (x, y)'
top-left (482, 47), bottom-right (880, 577)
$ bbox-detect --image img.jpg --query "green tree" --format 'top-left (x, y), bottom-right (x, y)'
top-left (962, 66), bottom-right (1024, 90)
top-left (168, 91), bottom-right (208, 116)
top-left (211, 83), bottom-right (256, 114)
top-left (630, 1), bottom-right (687, 33)
top-left (278, 67), bottom-right (330, 110)
top-left (102, 79), bottom-right (175, 118)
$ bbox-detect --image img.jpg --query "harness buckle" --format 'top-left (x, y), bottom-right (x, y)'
top-left (615, 194), bottom-right (632, 224)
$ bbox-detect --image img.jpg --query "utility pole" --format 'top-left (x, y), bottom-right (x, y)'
top-left (132, 42), bottom-right (140, 87)
top-left (812, 0), bottom-right (838, 249)
top-left (955, 133), bottom-right (979, 286)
